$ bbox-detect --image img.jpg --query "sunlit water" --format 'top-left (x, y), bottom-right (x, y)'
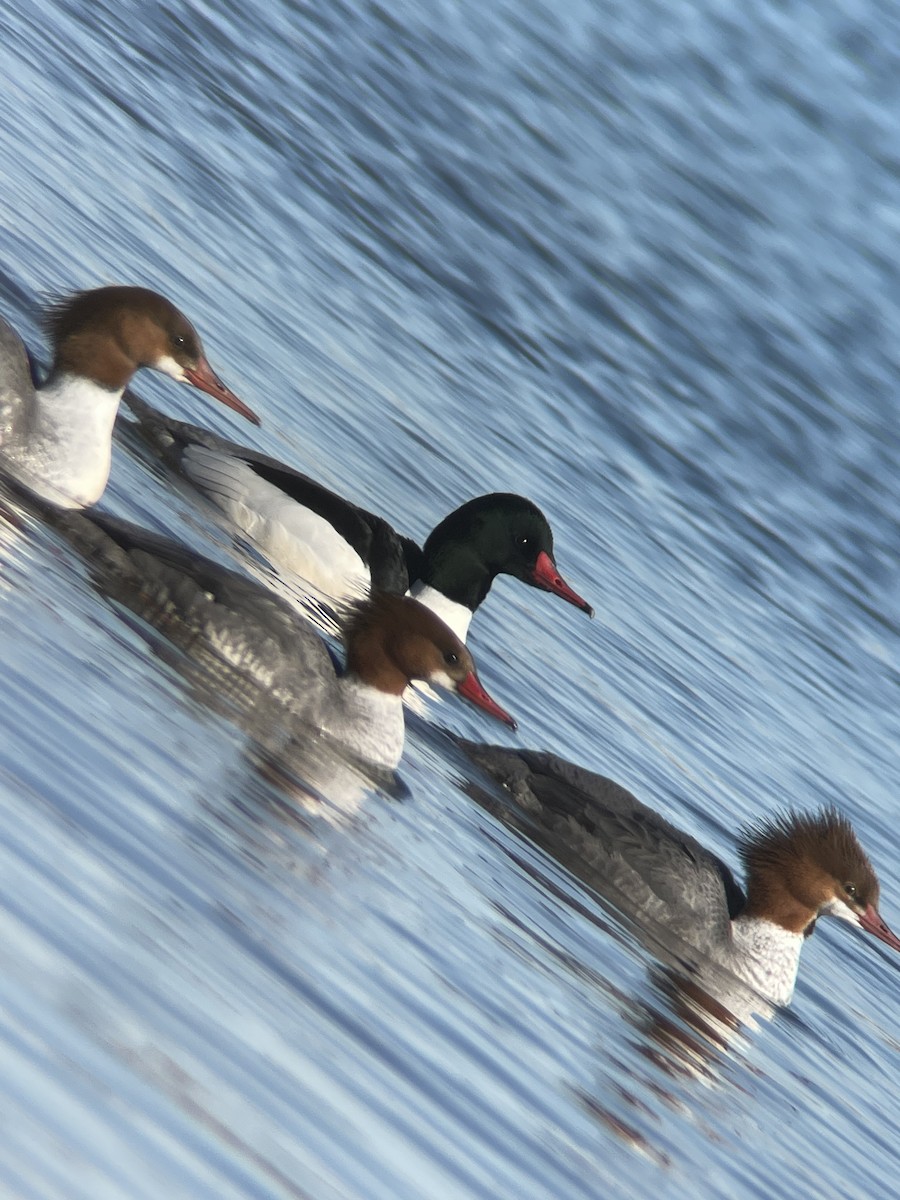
top-left (1, 0), bottom-right (900, 1196)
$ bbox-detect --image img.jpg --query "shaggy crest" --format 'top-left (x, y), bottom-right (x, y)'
top-left (43, 287), bottom-right (201, 359)
top-left (737, 807), bottom-right (879, 909)
top-left (342, 591), bottom-right (444, 645)
top-left (343, 591), bottom-right (462, 646)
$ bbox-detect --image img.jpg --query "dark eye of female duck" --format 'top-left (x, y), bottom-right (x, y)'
top-left (443, 651), bottom-right (459, 667)
top-left (172, 333), bottom-right (186, 349)
top-left (844, 882), bottom-right (858, 900)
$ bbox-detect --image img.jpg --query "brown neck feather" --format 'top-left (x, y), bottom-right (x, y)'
top-left (738, 808), bottom-right (878, 935)
top-left (52, 330), bottom-right (136, 391)
top-left (742, 869), bottom-right (816, 934)
top-left (344, 626), bottom-right (409, 695)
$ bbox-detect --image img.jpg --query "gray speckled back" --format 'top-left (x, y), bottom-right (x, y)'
top-left (464, 744), bottom-right (744, 954)
top-left (49, 507), bottom-right (339, 723)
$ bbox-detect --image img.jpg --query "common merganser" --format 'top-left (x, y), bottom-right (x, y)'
top-left (0, 286), bottom-right (258, 509)
top-left (462, 745), bottom-right (900, 1006)
top-left (121, 395), bottom-right (592, 641)
top-left (46, 507), bottom-right (515, 768)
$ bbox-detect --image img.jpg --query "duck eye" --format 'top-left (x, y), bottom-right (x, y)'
top-left (172, 333), bottom-right (186, 349)
top-left (443, 651), bottom-right (459, 667)
top-left (844, 883), bottom-right (858, 899)
top-left (517, 535), bottom-right (530, 549)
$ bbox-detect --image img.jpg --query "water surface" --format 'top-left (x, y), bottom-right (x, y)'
top-left (1, 0), bottom-right (900, 1196)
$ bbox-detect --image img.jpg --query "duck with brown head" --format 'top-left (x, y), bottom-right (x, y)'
top-left (0, 285), bottom-right (258, 508)
top-left (340, 592), bottom-right (516, 763)
top-left (733, 808), bottom-right (900, 983)
top-left (46, 506), bottom-right (515, 770)
top-left (461, 745), bottom-right (900, 1008)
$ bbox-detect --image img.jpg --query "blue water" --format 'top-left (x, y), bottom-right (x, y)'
top-left (1, 0), bottom-right (900, 1196)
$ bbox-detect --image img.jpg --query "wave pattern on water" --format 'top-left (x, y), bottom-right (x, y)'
top-left (1, 0), bottom-right (900, 1196)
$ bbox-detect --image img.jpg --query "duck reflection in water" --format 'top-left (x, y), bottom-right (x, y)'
top-left (457, 743), bottom-right (900, 1161)
top-left (242, 726), bottom-right (411, 832)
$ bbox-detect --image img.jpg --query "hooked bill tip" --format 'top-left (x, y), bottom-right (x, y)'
top-left (859, 903), bottom-right (900, 953)
top-left (530, 550), bottom-right (592, 616)
top-left (457, 671), bottom-right (517, 730)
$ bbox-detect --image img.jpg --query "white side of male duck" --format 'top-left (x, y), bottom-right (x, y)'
top-left (122, 393), bottom-right (593, 641)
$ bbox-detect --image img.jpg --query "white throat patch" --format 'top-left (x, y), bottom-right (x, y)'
top-left (153, 354), bottom-right (187, 382)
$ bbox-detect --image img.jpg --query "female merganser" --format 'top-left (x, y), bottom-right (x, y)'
top-left (47, 507), bottom-right (515, 769)
top-left (0, 286), bottom-right (258, 509)
top-left (462, 745), bottom-right (900, 1006)
top-left (121, 395), bottom-right (592, 641)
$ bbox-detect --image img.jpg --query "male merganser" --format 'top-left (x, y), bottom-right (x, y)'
top-left (0, 286), bottom-right (258, 509)
top-left (46, 507), bottom-right (515, 768)
top-left (121, 395), bottom-right (592, 640)
top-left (462, 745), bottom-right (900, 1006)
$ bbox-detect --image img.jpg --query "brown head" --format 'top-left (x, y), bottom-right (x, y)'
top-left (738, 808), bottom-right (900, 950)
top-left (342, 593), bottom-right (516, 728)
top-left (44, 286), bottom-right (259, 423)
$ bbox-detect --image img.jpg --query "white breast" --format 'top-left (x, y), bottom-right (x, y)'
top-left (1, 375), bottom-right (121, 508)
top-left (317, 680), bottom-right (406, 770)
top-left (728, 917), bottom-right (804, 1005)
